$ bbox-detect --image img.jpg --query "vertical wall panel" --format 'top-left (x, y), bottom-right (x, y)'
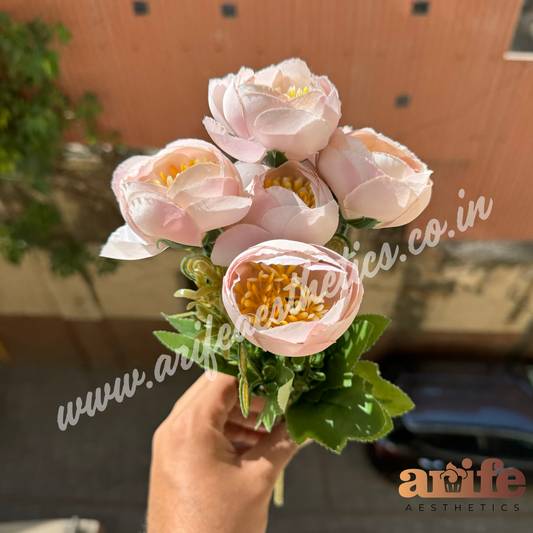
top-left (2, 0), bottom-right (532, 240)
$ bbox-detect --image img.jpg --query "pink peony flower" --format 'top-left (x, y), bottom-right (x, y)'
top-left (222, 240), bottom-right (364, 357)
top-left (203, 58), bottom-right (341, 163)
top-left (211, 161), bottom-right (339, 266)
top-left (317, 127), bottom-right (433, 228)
top-left (100, 139), bottom-right (252, 260)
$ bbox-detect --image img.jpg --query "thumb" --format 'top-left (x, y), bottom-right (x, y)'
top-left (238, 423), bottom-right (299, 485)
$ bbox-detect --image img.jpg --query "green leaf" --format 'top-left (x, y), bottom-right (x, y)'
top-left (263, 150), bottom-right (288, 168)
top-left (353, 314), bottom-right (391, 353)
top-left (286, 376), bottom-right (392, 452)
top-left (55, 23), bottom-right (71, 45)
top-left (202, 228), bottom-right (223, 257)
top-left (162, 314), bottom-right (199, 338)
top-left (153, 330), bottom-right (238, 377)
top-left (353, 361), bottom-right (414, 417)
top-left (156, 239), bottom-right (200, 252)
top-left (305, 319), bottom-right (374, 401)
top-left (154, 330), bottom-right (195, 354)
top-left (345, 217), bottom-right (380, 230)
top-left (256, 362), bottom-right (294, 432)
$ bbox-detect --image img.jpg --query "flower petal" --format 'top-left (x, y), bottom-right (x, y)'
top-left (186, 195), bottom-right (252, 232)
top-left (377, 183), bottom-right (433, 228)
top-left (234, 161), bottom-right (267, 191)
top-left (112, 155), bottom-right (150, 198)
top-left (128, 192), bottom-right (203, 246)
top-left (208, 77), bottom-right (233, 133)
top-left (343, 176), bottom-right (413, 222)
top-left (203, 117), bottom-right (267, 163)
top-left (100, 224), bottom-right (164, 260)
top-left (317, 76), bottom-right (342, 132)
top-left (277, 58), bottom-right (312, 92)
top-left (372, 152), bottom-right (415, 180)
top-left (318, 144), bottom-right (382, 203)
top-left (172, 177), bottom-right (240, 210)
top-left (254, 108), bottom-right (332, 161)
top-left (253, 66), bottom-right (283, 88)
top-left (223, 80), bottom-right (249, 139)
top-left (211, 224), bottom-right (275, 267)
top-left (239, 185), bottom-right (279, 226)
top-left (166, 162), bottom-right (222, 199)
top-left (238, 84), bottom-right (288, 133)
top-left (350, 128), bottom-right (427, 172)
top-left (260, 206), bottom-right (302, 237)
top-left (283, 200), bottom-right (339, 245)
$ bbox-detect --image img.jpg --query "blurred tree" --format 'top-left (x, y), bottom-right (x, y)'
top-left (0, 13), bottom-right (119, 277)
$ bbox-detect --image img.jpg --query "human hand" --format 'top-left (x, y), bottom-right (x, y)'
top-left (147, 373), bottom-right (300, 533)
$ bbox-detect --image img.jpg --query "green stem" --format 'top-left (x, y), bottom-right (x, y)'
top-left (340, 223), bottom-right (350, 237)
top-left (169, 311), bottom-right (197, 318)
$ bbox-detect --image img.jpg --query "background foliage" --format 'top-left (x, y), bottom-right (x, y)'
top-left (0, 12), bottom-right (118, 277)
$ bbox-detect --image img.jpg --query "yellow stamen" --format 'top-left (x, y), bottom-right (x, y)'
top-left (153, 158), bottom-right (216, 188)
top-left (264, 174), bottom-right (316, 208)
top-left (275, 86), bottom-right (309, 99)
top-left (234, 264), bottom-right (330, 329)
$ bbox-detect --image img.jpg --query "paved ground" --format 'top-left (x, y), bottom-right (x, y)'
top-left (1, 363), bottom-right (532, 533)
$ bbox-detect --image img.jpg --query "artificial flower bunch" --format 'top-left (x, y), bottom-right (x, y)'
top-left (102, 59), bottom-right (432, 455)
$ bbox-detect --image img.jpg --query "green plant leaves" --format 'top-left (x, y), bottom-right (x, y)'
top-left (256, 362), bottom-right (294, 432)
top-left (162, 314), bottom-right (199, 338)
top-left (263, 150), bottom-right (288, 168)
top-left (202, 228), bottom-right (223, 257)
top-left (154, 318), bottom-right (238, 377)
top-left (305, 314), bottom-right (390, 401)
top-left (158, 295), bottom-right (409, 453)
top-left (0, 14), bottom-right (117, 278)
top-left (156, 239), bottom-right (200, 253)
top-left (353, 361), bottom-right (414, 417)
top-left (285, 313), bottom-right (408, 452)
top-left (354, 314), bottom-right (391, 352)
top-left (305, 319), bottom-right (372, 401)
top-left (286, 376), bottom-right (392, 452)
top-left (344, 217), bottom-right (380, 229)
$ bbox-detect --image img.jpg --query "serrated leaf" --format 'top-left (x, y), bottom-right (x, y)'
top-left (286, 376), bottom-right (392, 453)
top-left (305, 319), bottom-right (373, 401)
top-left (256, 362), bottom-right (294, 432)
top-left (153, 330), bottom-right (238, 377)
top-left (353, 361), bottom-right (414, 417)
top-left (162, 314), bottom-right (199, 338)
top-left (154, 330), bottom-right (195, 353)
top-left (345, 217), bottom-right (380, 229)
top-left (353, 314), bottom-right (390, 352)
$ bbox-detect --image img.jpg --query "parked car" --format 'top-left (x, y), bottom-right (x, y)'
top-left (367, 357), bottom-right (533, 481)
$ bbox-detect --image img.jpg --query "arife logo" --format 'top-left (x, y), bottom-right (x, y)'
top-left (399, 458), bottom-right (526, 498)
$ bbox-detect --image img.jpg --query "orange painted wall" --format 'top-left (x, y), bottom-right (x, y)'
top-left (3, 0), bottom-right (533, 240)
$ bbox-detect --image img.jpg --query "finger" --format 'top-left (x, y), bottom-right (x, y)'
top-left (228, 406), bottom-right (269, 433)
top-left (198, 373), bottom-right (239, 432)
top-left (250, 395), bottom-right (266, 413)
top-left (238, 423), bottom-right (299, 484)
top-left (224, 422), bottom-right (264, 446)
top-left (166, 372), bottom-right (209, 420)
